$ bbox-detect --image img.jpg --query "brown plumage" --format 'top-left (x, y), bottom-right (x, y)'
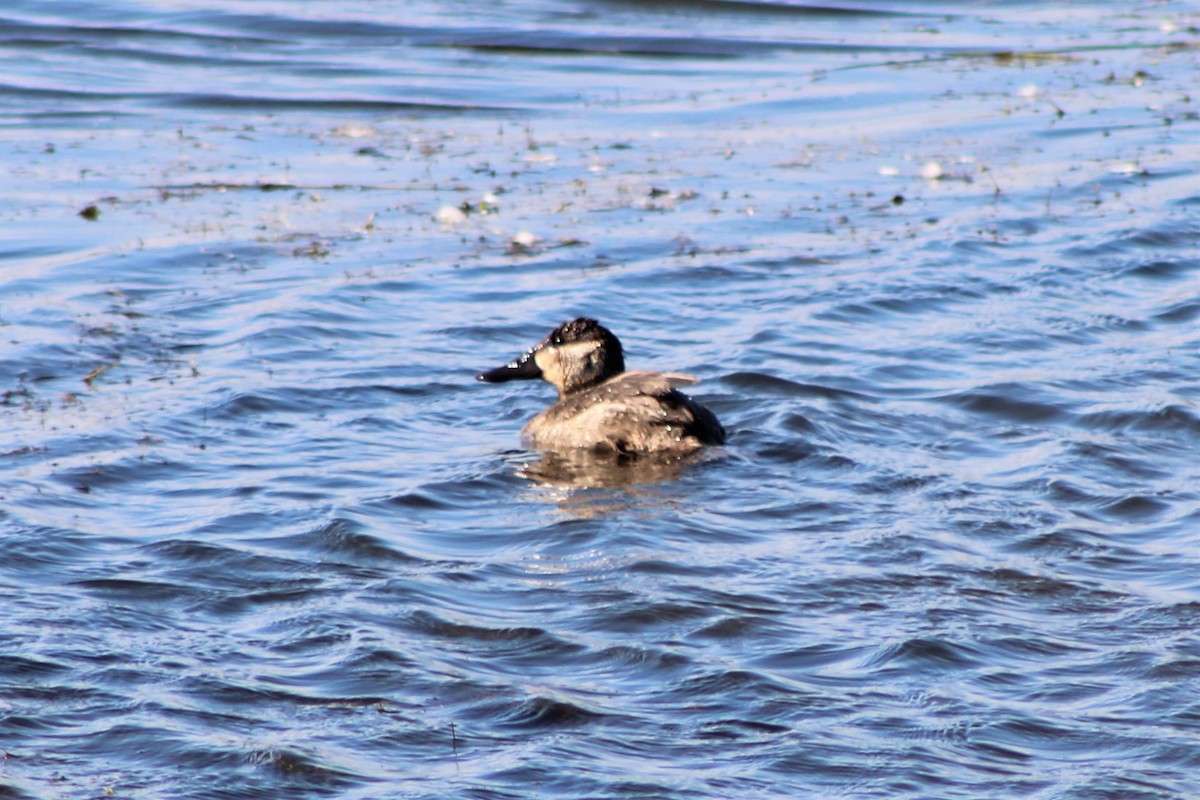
top-left (477, 318), bottom-right (725, 455)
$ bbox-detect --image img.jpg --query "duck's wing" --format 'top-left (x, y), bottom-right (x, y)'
top-left (587, 372), bottom-right (723, 451)
top-left (613, 370), bottom-right (698, 392)
top-left (524, 371), bottom-right (724, 453)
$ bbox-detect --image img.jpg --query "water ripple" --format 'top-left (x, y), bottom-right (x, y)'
top-left (3, 0), bottom-right (1200, 798)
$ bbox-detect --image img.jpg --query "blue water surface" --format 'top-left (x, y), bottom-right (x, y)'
top-left (2, 1), bottom-right (1200, 798)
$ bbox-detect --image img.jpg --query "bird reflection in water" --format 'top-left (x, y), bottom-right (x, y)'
top-left (516, 448), bottom-right (701, 488)
top-left (511, 450), bottom-right (694, 518)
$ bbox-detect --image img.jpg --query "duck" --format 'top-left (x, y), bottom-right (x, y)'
top-left (477, 318), bottom-right (725, 455)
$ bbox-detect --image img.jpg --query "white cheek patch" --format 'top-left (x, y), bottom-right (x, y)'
top-left (535, 340), bottom-right (602, 389)
top-left (534, 347), bottom-right (556, 373)
top-left (555, 340), bottom-right (602, 362)
top-left (537, 340), bottom-right (598, 372)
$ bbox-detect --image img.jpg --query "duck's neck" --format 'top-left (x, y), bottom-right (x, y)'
top-left (557, 371), bottom-right (618, 398)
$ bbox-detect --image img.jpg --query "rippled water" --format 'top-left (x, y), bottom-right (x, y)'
top-left (3, 0), bottom-right (1200, 797)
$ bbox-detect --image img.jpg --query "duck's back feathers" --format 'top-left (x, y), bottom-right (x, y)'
top-left (655, 371), bottom-right (700, 388)
top-left (523, 371), bottom-right (725, 454)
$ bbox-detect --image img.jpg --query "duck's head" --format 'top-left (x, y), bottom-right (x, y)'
top-left (477, 317), bottom-right (626, 397)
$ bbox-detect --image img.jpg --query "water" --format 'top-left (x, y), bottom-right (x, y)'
top-left (3, 0), bottom-right (1200, 797)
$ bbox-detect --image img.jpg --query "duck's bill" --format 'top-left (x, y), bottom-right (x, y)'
top-left (476, 350), bottom-right (542, 382)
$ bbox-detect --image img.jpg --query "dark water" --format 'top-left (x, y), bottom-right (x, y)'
top-left (3, 0), bottom-right (1200, 797)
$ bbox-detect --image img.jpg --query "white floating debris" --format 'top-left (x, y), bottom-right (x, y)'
top-left (879, 165), bottom-right (900, 177)
top-left (920, 161), bottom-right (944, 180)
top-left (522, 152), bottom-right (557, 164)
top-left (434, 205), bottom-right (467, 225)
top-left (1110, 162), bottom-right (1143, 175)
top-left (512, 230), bottom-right (540, 248)
top-left (331, 124), bottom-right (375, 138)
top-left (508, 230), bottom-right (543, 256)
top-left (1017, 84), bottom-right (1040, 98)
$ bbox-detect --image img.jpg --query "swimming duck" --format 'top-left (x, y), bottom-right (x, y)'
top-left (477, 318), bottom-right (725, 454)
